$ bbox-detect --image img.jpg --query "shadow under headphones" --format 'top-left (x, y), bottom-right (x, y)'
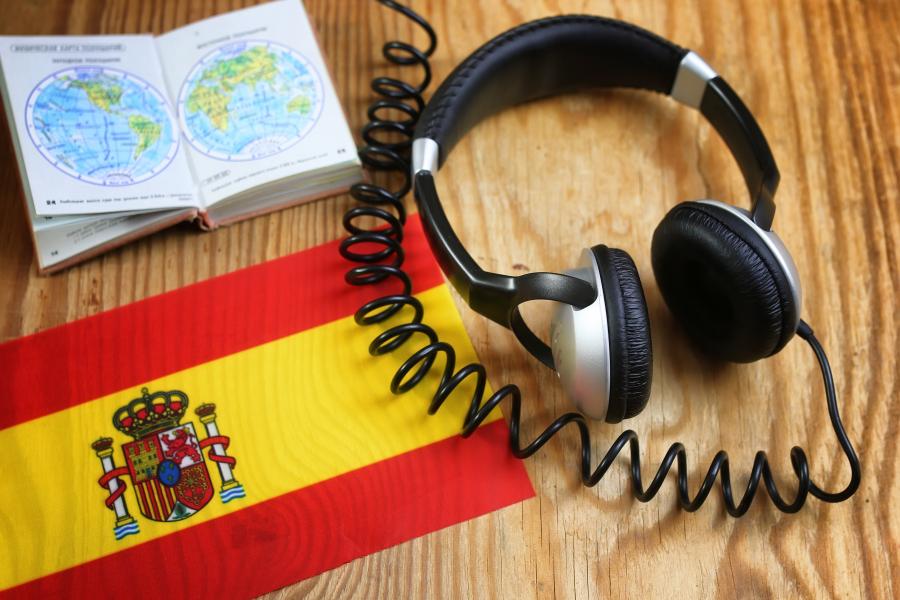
top-left (411, 16), bottom-right (800, 422)
top-left (344, 4), bottom-right (860, 516)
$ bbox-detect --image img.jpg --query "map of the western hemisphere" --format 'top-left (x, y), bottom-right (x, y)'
top-left (178, 40), bottom-right (324, 161)
top-left (25, 66), bottom-right (179, 187)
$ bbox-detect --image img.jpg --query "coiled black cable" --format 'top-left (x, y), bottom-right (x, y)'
top-left (340, 0), bottom-right (861, 516)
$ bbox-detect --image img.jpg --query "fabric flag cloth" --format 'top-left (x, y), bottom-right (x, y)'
top-left (0, 215), bottom-right (534, 598)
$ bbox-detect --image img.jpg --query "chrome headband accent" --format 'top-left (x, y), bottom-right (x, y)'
top-left (697, 200), bottom-right (803, 327)
top-left (670, 51), bottom-right (718, 108)
top-left (412, 137), bottom-right (440, 175)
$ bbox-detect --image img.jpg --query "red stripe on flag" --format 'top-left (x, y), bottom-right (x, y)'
top-left (164, 485), bottom-right (176, 515)
top-left (149, 482), bottom-right (164, 521)
top-left (158, 483), bottom-right (168, 516)
top-left (136, 482), bottom-right (151, 521)
top-left (146, 482), bottom-right (162, 521)
top-left (3, 420), bottom-right (533, 598)
top-left (153, 480), bottom-right (170, 519)
top-left (0, 215), bottom-right (444, 431)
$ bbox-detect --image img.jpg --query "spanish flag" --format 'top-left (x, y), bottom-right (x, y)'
top-left (0, 216), bottom-right (533, 598)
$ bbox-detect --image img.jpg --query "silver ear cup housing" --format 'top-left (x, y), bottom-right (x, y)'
top-left (549, 249), bottom-right (611, 420)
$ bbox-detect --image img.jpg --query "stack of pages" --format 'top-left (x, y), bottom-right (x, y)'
top-left (0, 0), bottom-right (361, 273)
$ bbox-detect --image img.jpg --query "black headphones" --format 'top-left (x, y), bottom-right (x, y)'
top-left (410, 15), bottom-right (802, 422)
top-left (345, 5), bottom-right (859, 515)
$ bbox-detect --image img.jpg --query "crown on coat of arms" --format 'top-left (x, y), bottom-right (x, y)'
top-left (113, 387), bottom-right (189, 439)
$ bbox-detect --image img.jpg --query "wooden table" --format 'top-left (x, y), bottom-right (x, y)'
top-left (1, 1), bottom-right (897, 598)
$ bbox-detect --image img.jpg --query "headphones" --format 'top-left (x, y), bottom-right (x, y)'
top-left (410, 15), bottom-right (803, 421)
top-left (346, 6), bottom-right (859, 514)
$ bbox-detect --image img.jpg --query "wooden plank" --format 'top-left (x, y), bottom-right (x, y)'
top-left (0, 1), bottom-right (896, 597)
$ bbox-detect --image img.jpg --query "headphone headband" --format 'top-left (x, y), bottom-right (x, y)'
top-left (414, 16), bottom-right (779, 213)
top-left (411, 15), bottom-right (781, 366)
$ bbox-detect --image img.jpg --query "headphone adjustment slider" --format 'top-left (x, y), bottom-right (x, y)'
top-left (670, 51), bottom-right (718, 108)
top-left (412, 137), bottom-right (440, 175)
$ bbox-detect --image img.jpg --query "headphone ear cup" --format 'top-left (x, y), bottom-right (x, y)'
top-left (651, 201), bottom-right (798, 362)
top-left (591, 245), bottom-right (653, 422)
top-left (549, 247), bottom-right (652, 422)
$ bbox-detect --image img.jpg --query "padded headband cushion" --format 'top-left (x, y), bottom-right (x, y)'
top-left (651, 202), bottom-right (797, 362)
top-left (416, 15), bottom-right (687, 162)
top-left (592, 245), bottom-right (653, 422)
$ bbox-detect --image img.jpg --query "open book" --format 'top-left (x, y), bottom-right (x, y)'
top-left (0, 0), bottom-right (361, 273)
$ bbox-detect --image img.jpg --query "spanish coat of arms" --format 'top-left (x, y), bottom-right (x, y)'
top-left (91, 388), bottom-right (246, 540)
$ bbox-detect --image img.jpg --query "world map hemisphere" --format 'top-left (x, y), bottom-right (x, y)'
top-left (26, 66), bottom-right (179, 187)
top-left (179, 41), bottom-right (324, 161)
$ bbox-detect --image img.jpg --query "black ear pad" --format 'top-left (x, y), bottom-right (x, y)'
top-left (651, 202), bottom-right (797, 362)
top-left (591, 246), bottom-right (653, 422)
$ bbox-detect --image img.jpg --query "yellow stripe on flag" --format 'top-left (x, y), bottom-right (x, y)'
top-left (0, 285), bottom-right (499, 590)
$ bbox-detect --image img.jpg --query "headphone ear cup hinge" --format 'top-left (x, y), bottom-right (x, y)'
top-left (509, 306), bottom-right (556, 369)
top-left (502, 270), bottom-right (599, 368)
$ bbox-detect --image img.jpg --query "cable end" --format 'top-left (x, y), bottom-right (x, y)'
top-left (796, 319), bottom-right (813, 339)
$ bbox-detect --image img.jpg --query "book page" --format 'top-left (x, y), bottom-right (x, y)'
top-left (156, 0), bottom-right (358, 207)
top-left (33, 208), bottom-right (196, 272)
top-left (0, 35), bottom-right (198, 216)
top-left (9, 175), bottom-right (194, 271)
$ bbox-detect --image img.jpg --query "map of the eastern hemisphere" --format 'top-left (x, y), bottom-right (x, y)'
top-left (178, 40), bottom-right (324, 161)
top-left (25, 66), bottom-right (179, 187)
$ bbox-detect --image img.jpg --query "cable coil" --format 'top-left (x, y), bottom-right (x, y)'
top-left (340, 0), bottom-right (861, 516)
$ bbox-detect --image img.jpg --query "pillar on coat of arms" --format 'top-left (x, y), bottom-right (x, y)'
top-left (195, 403), bottom-right (246, 503)
top-left (91, 437), bottom-right (140, 540)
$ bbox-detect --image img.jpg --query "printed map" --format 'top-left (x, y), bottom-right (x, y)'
top-left (178, 41), bottom-right (324, 161)
top-left (25, 67), bottom-right (179, 186)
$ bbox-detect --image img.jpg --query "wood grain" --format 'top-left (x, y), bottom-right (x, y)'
top-left (0, 1), bottom-right (897, 598)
